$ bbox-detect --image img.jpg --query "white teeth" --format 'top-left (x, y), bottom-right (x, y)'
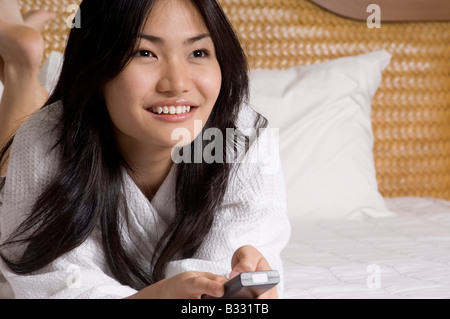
top-left (150, 105), bottom-right (193, 115)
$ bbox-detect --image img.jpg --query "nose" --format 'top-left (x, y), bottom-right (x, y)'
top-left (156, 58), bottom-right (191, 95)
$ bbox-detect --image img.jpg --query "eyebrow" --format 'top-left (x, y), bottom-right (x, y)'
top-left (139, 33), bottom-right (212, 46)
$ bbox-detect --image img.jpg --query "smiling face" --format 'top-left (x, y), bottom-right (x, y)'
top-left (103, 0), bottom-right (222, 160)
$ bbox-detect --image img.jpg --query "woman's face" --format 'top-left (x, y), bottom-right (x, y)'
top-left (104, 0), bottom-right (222, 154)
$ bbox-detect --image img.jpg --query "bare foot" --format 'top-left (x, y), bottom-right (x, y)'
top-left (0, 25), bottom-right (44, 71)
top-left (0, 1), bottom-right (55, 151)
top-left (24, 10), bottom-right (57, 32)
top-left (0, 4), bottom-right (55, 83)
top-left (0, 0), bottom-right (24, 25)
top-left (0, 0), bottom-right (23, 83)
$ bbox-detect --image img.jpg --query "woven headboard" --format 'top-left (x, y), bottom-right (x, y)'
top-left (19, 0), bottom-right (450, 199)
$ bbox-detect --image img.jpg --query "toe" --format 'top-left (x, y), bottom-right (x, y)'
top-left (23, 10), bottom-right (57, 32)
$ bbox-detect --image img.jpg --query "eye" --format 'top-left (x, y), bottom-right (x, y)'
top-left (189, 49), bottom-right (210, 58)
top-left (136, 50), bottom-right (156, 58)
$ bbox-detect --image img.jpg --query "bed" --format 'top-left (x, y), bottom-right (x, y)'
top-left (1, 0), bottom-right (449, 299)
top-left (282, 197), bottom-right (450, 298)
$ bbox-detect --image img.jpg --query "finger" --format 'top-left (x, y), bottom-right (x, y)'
top-left (198, 272), bottom-right (228, 283)
top-left (230, 246), bottom-right (269, 278)
top-left (230, 259), bottom-right (256, 279)
top-left (231, 245), bottom-right (259, 267)
top-left (191, 273), bottom-right (226, 298)
top-left (254, 255), bottom-right (272, 272)
top-left (230, 257), bottom-right (272, 279)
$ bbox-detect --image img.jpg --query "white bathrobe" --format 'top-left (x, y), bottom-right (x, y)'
top-left (0, 101), bottom-right (290, 299)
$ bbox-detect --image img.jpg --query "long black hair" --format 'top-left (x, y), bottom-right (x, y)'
top-left (0, 0), bottom-right (266, 290)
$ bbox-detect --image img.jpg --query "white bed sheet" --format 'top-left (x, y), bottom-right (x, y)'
top-left (282, 197), bottom-right (450, 299)
top-left (2, 197), bottom-right (450, 299)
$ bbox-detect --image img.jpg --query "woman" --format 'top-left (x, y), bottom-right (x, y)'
top-left (0, 0), bottom-right (290, 299)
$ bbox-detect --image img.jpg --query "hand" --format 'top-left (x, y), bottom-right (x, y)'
top-left (127, 271), bottom-right (227, 299)
top-left (229, 245), bottom-right (278, 299)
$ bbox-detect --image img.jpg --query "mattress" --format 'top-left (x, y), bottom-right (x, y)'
top-left (281, 197), bottom-right (450, 299)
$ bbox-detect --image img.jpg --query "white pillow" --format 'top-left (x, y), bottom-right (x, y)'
top-left (249, 50), bottom-right (395, 223)
top-left (37, 51), bottom-right (64, 95)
